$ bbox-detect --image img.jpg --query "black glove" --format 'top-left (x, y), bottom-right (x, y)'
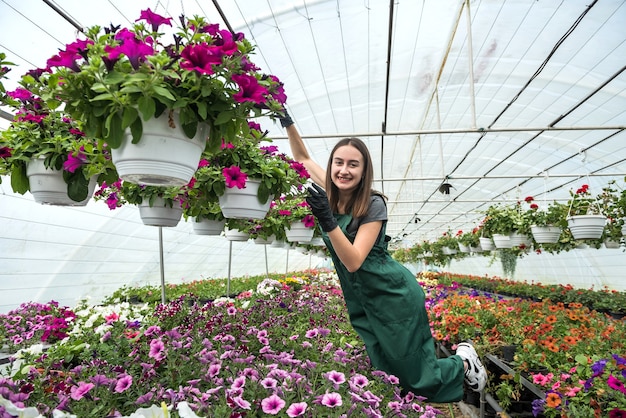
top-left (279, 109), bottom-right (294, 128)
top-left (306, 183), bottom-right (338, 232)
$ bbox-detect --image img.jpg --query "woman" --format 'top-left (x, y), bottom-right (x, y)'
top-left (281, 114), bottom-right (487, 402)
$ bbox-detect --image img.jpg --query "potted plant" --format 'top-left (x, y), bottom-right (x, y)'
top-left (181, 159), bottom-right (226, 235)
top-left (565, 184), bottom-right (606, 240)
top-left (597, 179), bottom-right (626, 246)
top-left (269, 192), bottom-right (317, 243)
top-left (0, 85), bottom-right (116, 205)
top-left (457, 228), bottom-right (481, 252)
top-left (203, 123), bottom-right (310, 219)
top-left (523, 196), bottom-right (568, 245)
top-left (93, 179), bottom-right (186, 226)
top-left (20, 9), bottom-right (287, 186)
top-left (485, 201), bottom-right (534, 249)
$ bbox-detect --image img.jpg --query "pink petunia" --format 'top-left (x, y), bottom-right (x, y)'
top-left (148, 339), bottom-right (166, 361)
top-left (70, 382), bottom-right (94, 400)
top-left (261, 394), bottom-right (285, 415)
top-left (286, 402), bottom-right (308, 417)
top-left (114, 374), bottom-right (133, 393)
top-left (320, 392), bottom-right (342, 408)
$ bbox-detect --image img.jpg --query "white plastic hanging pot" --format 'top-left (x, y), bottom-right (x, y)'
top-left (138, 197), bottom-right (183, 227)
top-left (112, 111), bottom-right (208, 187)
top-left (218, 179), bottom-right (272, 219)
top-left (531, 225), bottom-right (562, 244)
top-left (566, 215), bottom-right (606, 240)
top-left (284, 221), bottom-right (315, 243)
top-left (26, 159), bottom-right (97, 206)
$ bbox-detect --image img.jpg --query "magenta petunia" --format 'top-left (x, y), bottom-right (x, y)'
top-left (180, 43), bottom-right (224, 75)
top-left (232, 74), bottom-right (269, 105)
top-left (302, 215), bottom-right (316, 228)
top-left (63, 149), bottom-right (88, 173)
top-left (222, 166), bottom-right (248, 189)
top-left (7, 88), bottom-right (32, 100)
top-left (106, 32), bottom-right (154, 70)
top-left (607, 375), bottom-right (626, 394)
top-left (136, 8), bottom-right (173, 32)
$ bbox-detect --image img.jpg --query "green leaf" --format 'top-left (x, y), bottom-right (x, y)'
top-left (10, 164), bottom-right (29, 194)
top-left (105, 113), bottom-right (124, 148)
top-left (152, 85), bottom-right (176, 101)
top-left (129, 117), bottom-right (143, 144)
top-left (257, 182), bottom-right (270, 204)
top-left (121, 107), bottom-right (138, 130)
top-left (137, 96), bottom-right (156, 121)
top-left (214, 111), bottom-right (233, 126)
top-left (90, 92), bottom-right (116, 102)
top-left (103, 71), bottom-right (126, 85)
top-left (65, 171), bottom-right (90, 202)
top-left (213, 181), bottom-right (225, 197)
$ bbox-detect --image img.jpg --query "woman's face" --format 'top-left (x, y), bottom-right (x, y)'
top-left (330, 144), bottom-right (365, 194)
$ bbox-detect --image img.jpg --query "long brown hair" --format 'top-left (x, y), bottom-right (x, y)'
top-left (325, 137), bottom-right (384, 218)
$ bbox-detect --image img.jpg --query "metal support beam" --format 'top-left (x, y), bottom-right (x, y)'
top-left (272, 125), bottom-right (625, 140)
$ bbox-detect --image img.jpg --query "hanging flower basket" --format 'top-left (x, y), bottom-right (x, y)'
top-left (224, 227), bottom-right (249, 242)
top-left (492, 234), bottom-right (512, 249)
top-left (442, 246), bottom-right (457, 255)
top-left (458, 243), bottom-right (471, 253)
top-left (26, 159), bottom-right (97, 206)
top-left (604, 239), bottom-right (621, 249)
top-left (479, 237), bottom-right (495, 251)
top-left (566, 215), bottom-right (606, 240)
top-left (138, 197), bottom-right (183, 227)
top-left (509, 232), bottom-right (531, 248)
top-left (284, 222), bottom-right (315, 243)
top-left (270, 239), bottom-right (286, 248)
top-left (254, 235), bottom-right (274, 245)
top-left (112, 112), bottom-right (209, 187)
top-left (530, 225), bottom-right (562, 244)
top-left (191, 218), bottom-right (225, 236)
top-left (218, 179), bottom-right (272, 220)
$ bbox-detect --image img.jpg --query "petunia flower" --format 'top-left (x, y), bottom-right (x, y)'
top-left (222, 165), bottom-right (248, 189)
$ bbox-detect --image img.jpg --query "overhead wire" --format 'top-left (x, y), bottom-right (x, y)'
top-left (409, 0), bottom-right (603, 239)
top-left (302, 0), bottom-right (339, 132)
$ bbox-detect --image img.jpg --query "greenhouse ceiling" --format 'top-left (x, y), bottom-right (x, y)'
top-left (1, 0), bottom-right (625, 244)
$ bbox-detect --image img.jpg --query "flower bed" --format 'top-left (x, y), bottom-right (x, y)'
top-left (0, 270), bottom-right (442, 417)
top-left (1, 270), bottom-right (624, 417)
top-left (424, 272), bottom-right (626, 416)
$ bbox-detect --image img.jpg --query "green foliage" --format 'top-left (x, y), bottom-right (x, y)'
top-left (19, 13), bottom-right (286, 149)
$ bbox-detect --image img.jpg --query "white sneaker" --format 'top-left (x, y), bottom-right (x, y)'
top-left (456, 341), bottom-right (487, 392)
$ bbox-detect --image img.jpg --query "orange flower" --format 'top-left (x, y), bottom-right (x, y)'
top-left (545, 392), bottom-right (562, 408)
top-left (546, 315), bottom-right (558, 324)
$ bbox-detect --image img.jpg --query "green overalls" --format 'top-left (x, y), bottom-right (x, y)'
top-left (322, 213), bottom-right (464, 403)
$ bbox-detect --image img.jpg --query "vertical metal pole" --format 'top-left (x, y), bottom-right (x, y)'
top-left (159, 227), bottom-right (166, 304)
top-left (285, 247), bottom-right (289, 274)
top-left (309, 253), bottom-right (312, 270)
top-left (227, 240), bottom-right (232, 297)
top-left (264, 244), bottom-right (269, 277)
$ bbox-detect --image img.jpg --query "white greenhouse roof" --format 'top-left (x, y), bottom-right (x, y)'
top-left (0, 0), bottom-right (625, 311)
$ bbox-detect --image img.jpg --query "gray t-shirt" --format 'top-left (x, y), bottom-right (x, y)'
top-left (345, 194), bottom-right (388, 238)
